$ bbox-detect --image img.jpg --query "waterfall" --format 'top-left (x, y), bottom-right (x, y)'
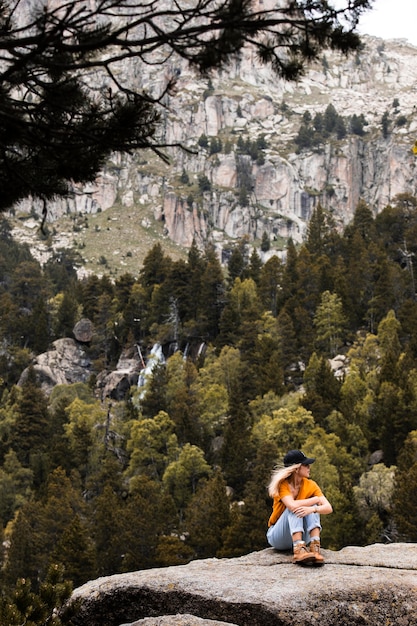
top-left (137, 343), bottom-right (165, 390)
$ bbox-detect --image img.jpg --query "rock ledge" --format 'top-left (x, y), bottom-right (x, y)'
top-left (60, 544), bottom-right (417, 626)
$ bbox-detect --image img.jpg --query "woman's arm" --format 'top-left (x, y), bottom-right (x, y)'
top-left (281, 494), bottom-right (333, 517)
top-left (315, 495), bottom-right (333, 515)
top-left (281, 494), bottom-right (320, 512)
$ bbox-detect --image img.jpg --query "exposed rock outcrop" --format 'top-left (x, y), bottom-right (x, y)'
top-left (18, 338), bottom-right (92, 394)
top-left (18, 338), bottom-right (144, 399)
top-left (95, 348), bottom-right (142, 401)
top-left (60, 544), bottom-right (417, 626)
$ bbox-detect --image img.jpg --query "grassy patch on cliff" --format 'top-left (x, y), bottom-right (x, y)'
top-left (72, 203), bottom-right (187, 277)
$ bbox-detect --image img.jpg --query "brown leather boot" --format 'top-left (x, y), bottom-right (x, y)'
top-left (293, 541), bottom-right (317, 564)
top-left (309, 539), bottom-right (325, 564)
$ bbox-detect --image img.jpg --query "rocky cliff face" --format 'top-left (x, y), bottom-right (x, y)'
top-left (60, 544), bottom-right (417, 626)
top-left (10, 17), bottom-right (417, 263)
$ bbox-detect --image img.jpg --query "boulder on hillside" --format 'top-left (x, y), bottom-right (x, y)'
top-left (60, 544), bottom-right (417, 626)
top-left (95, 347), bottom-right (142, 400)
top-left (73, 318), bottom-right (94, 343)
top-left (328, 354), bottom-right (349, 379)
top-left (18, 338), bottom-right (92, 394)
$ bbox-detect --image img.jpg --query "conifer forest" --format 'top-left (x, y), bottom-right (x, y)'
top-left (1, 195), bottom-right (417, 623)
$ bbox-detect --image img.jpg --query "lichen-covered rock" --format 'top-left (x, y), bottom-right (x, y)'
top-left (60, 544), bottom-right (417, 626)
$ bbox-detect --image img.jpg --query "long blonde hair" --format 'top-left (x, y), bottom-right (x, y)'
top-left (267, 463), bottom-right (300, 498)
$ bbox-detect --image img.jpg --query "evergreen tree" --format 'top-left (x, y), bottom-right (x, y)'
top-left (0, 291), bottom-right (21, 347)
top-left (227, 240), bottom-right (249, 285)
top-left (351, 199), bottom-right (375, 242)
top-left (0, 565), bottom-right (71, 626)
top-left (139, 361), bottom-right (169, 419)
top-left (163, 258), bottom-right (195, 329)
top-left (350, 113), bottom-right (367, 136)
top-left (29, 297), bottom-right (51, 354)
top-left (305, 203), bottom-right (336, 257)
top-left (198, 133), bottom-right (209, 148)
top-left (63, 396), bottom-right (115, 492)
top-left (139, 243), bottom-right (172, 301)
top-left (79, 274), bottom-right (104, 321)
top-left (293, 247), bottom-right (331, 322)
top-left (114, 273), bottom-right (136, 311)
top-left (3, 509), bottom-right (34, 587)
top-left (122, 476), bottom-right (179, 571)
top-left (198, 244), bottom-right (226, 339)
top-left (392, 431), bottom-right (417, 540)
top-left (295, 122), bottom-right (314, 149)
top-left (165, 352), bottom-right (202, 445)
top-left (251, 405), bottom-right (315, 455)
top-left (0, 449), bottom-right (33, 524)
top-left (10, 261), bottom-right (50, 348)
top-left (221, 373), bottom-right (254, 497)
top-left (247, 248), bottom-right (263, 285)
top-left (258, 255), bottom-right (284, 317)
top-left (313, 111), bottom-right (323, 133)
top-left (398, 299), bottom-right (417, 359)
top-left (254, 320), bottom-right (281, 393)
top-left (366, 258), bottom-right (404, 332)
top-left (10, 260), bottom-right (46, 311)
top-left (281, 238), bottom-right (299, 304)
top-left (326, 410), bottom-right (368, 479)
top-left (314, 290), bottom-right (347, 356)
top-left (54, 289), bottom-right (79, 339)
top-left (374, 377), bottom-right (417, 467)
top-left (260, 231), bottom-right (270, 253)
top-left (218, 277), bottom-right (261, 350)
top-left (51, 514), bottom-right (96, 588)
top-left (302, 353), bottom-right (341, 427)
top-left (127, 411), bottom-right (179, 481)
top-left (91, 484), bottom-right (126, 575)
top-left (381, 110), bottom-right (390, 138)
top-left (324, 103), bottom-right (338, 133)
top-left (90, 291), bottom-right (117, 367)
top-left (163, 443), bottom-right (211, 515)
top-left (11, 367), bottom-right (50, 468)
top-left (353, 463), bottom-right (396, 542)
top-left (5, 468), bottom-right (86, 586)
top-left (191, 379), bottom-right (228, 457)
top-left (185, 471), bottom-right (231, 558)
top-left (342, 231), bottom-right (376, 330)
top-left (335, 115), bottom-right (347, 139)
top-left (276, 309), bottom-right (301, 388)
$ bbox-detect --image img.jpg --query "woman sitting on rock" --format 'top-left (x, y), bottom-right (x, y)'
top-left (266, 449), bottom-right (333, 564)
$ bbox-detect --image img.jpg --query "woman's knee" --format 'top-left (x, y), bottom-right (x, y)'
top-left (267, 524), bottom-right (292, 550)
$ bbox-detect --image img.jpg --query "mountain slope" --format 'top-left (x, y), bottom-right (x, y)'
top-left (10, 35), bottom-right (417, 276)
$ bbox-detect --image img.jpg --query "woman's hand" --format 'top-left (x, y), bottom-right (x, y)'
top-left (293, 505), bottom-right (314, 518)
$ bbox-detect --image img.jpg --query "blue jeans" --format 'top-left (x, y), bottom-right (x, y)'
top-left (266, 508), bottom-right (322, 550)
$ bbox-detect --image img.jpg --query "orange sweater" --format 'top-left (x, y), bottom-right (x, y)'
top-left (268, 477), bottom-right (323, 527)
